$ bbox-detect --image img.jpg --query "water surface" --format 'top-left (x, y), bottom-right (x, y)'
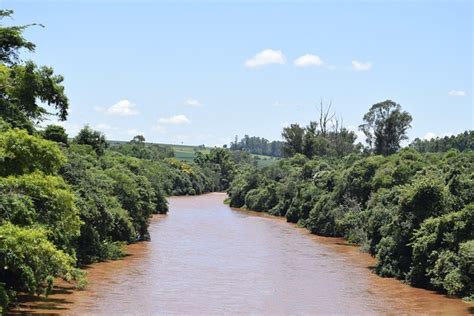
top-left (14, 193), bottom-right (472, 315)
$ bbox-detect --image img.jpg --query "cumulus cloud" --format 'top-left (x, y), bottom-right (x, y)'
top-left (448, 90), bottom-right (466, 97)
top-left (351, 60), bottom-right (372, 71)
top-left (96, 100), bottom-right (139, 116)
top-left (423, 132), bottom-right (437, 140)
top-left (185, 98), bottom-right (202, 107)
top-left (294, 54), bottom-right (323, 67)
top-left (158, 114), bottom-right (191, 125)
top-left (245, 49), bottom-right (286, 68)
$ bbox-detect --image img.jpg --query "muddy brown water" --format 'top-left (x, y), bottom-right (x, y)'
top-left (12, 193), bottom-right (472, 315)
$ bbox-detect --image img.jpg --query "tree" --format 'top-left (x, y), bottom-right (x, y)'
top-left (0, 11), bottom-right (68, 131)
top-left (282, 124), bottom-right (305, 157)
top-left (0, 10), bottom-right (36, 65)
top-left (317, 99), bottom-right (335, 136)
top-left (0, 222), bottom-right (84, 310)
top-left (43, 124), bottom-right (68, 145)
top-left (359, 100), bottom-right (412, 156)
top-left (0, 128), bottom-right (66, 176)
top-left (74, 125), bottom-right (108, 155)
top-left (130, 135), bottom-right (145, 145)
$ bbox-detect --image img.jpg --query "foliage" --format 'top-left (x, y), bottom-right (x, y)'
top-left (0, 172), bottom-right (82, 252)
top-left (410, 130), bottom-right (474, 153)
top-left (359, 100), bottom-right (412, 156)
top-left (230, 135), bottom-right (283, 157)
top-left (0, 128), bottom-right (66, 176)
top-left (109, 138), bottom-right (174, 161)
top-left (228, 145), bottom-right (474, 298)
top-left (0, 10), bottom-right (68, 130)
top-left (194, 147), bottom-right (236, 191)
top-left (42, 124), bottom-right (68, 145)
top-left (0, 223), bottom-right (85, 309)
top-left (74, 125), bottom-right (108, 155)
top-left (0, 11), bottom-right (235, 311)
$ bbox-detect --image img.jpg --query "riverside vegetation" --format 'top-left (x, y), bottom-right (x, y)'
top-left (227, 106), bottom-right (474, 300)
top-left (0, 8), bottom-right (473, 314)
top-left (0, 11), bottom-right (244, 312)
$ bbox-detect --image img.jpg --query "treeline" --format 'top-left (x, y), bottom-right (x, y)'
top-left (0, 11), bottom-right (240, 312)
top-left (230, 135), bottom-right (283, 157)
top-left (228, 101), bottom-right (473, 299)
top-left (109, 135), bottom-right (175, 160)
top-left (0, 121), bottom-right (239, 311)
top-left (410, 131), bottom-right (474, 153)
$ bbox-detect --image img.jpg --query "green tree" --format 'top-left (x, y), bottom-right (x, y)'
top-left (43, 124), bottom-right (68, 145)
top-left (282, 124), bottom-right (305, 157)
top-left (74, 125), bottom-right (108, 155)
top-left (0, 222), bottom-right (84, 310)
top-left (130, 135), bottom-right (145, 145)
top-left (0, 10), bottom-right (68, 131)
top-left (0, 128), bottom-right (66, 176)
top-left (359, 100), bottom-right (412, 156)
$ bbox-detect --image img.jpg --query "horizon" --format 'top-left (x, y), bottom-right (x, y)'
top-left (2, 0), bottom-right (473, 146)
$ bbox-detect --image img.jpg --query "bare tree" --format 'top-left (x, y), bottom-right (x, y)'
top-left (318, 98), bottom-right (336, 136)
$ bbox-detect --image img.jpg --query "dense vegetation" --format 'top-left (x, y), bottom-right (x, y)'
top-left (230, 135), bottom-right (283, 157)
top-left (228, 102), bottom-right (473, 299)
top-left (410, 131), bottom-right (474, 153)
top-left (0, 12), bottom-right (241, 312)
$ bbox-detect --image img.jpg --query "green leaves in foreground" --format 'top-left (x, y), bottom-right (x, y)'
top-left (0, 223), bottom-right (86, 310)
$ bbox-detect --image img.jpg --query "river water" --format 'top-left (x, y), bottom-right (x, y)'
top-left (14, 193), bottom-right (472, 315)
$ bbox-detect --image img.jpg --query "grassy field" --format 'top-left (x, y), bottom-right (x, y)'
top-left (253, 155), bottom-right (280, 168)
top-left (109, 140), bottom-right (279, 166)
top-left (160, 143), bottom-right (210, 163)
top-left (149, 143), bottom-right (280, 167)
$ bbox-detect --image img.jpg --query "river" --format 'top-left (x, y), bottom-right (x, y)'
top-left (13, 193), bottom-right (472, 315)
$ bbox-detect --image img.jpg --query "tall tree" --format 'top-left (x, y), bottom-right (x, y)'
top-left (74, 125), bottom-right (108, 155)
top-left (359, 100), bottom-right (412, 156)
top-left (0, 10), bottom-right (68, 131)
top-left (130, 135), bottom-right (145, 145)
top-left (43, 124), bottom-right (68, 145)
top-left (282, 124), bottom-right (305, 157)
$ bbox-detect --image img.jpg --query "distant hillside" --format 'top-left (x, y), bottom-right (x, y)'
top-left (108, 140), bottom-right (279, 167)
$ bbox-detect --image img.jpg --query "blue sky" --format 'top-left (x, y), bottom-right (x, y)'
top-left (2, 0), bottom-right (472, 146)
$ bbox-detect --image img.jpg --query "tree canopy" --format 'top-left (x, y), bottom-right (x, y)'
top-left (359, 100), bottom-right (412, 156)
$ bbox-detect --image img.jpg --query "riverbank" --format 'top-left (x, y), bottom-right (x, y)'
top-left (10, 194), bottom-right (473, 315)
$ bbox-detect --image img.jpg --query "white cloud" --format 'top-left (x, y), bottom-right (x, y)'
top-left (448, 90), bottom-right (466, 97)
top-left (98, 100), bottom-right (139, 116)
top-left (185, 98), bottom-right (202, 107)
top-left (294, 54), bottom-right (323, 67)
top-left (245, 49), bottom-right (286, 68)
top-left (423, 132), bottom-right (437, 140)
top-left (158, 114), bottom-right (191, 125)
top-left (351, 60), bottom-right (372, 71)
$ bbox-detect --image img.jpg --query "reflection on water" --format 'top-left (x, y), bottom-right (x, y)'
top-left (12, 193), bottom-right (472, 315)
